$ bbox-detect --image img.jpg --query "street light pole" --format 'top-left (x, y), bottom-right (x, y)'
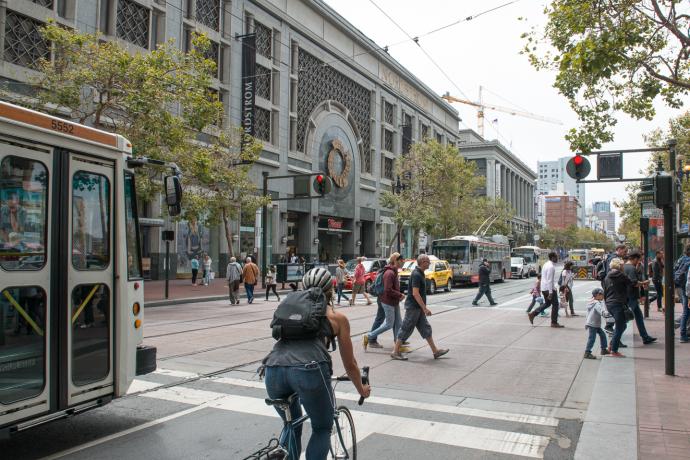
top-left (664, 139), bottom-right (677, 376)
top-left (262, 171), bottom-right (269, 288)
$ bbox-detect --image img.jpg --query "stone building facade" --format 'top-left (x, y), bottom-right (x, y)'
top-left (1, 0), bottom-right (463, 277)
top-left (456, 129), bottom-right (537, 243)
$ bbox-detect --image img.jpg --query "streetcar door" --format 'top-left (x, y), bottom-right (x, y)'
top-left (65, 154), bottom-right (114, 406)
top-left (0, 142), bottom-right (53, 426)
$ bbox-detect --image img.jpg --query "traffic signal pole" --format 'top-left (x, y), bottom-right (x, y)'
top-left (665, 140), bottom-right (677, 376)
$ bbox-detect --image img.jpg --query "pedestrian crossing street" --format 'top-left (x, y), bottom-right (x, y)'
top-left (103, 367), bottom-right (574, 460)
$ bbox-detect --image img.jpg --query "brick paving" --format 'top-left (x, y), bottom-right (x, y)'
top-left (635, 307), bottom-right (690, 459)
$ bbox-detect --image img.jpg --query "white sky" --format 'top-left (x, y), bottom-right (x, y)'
top-left (323, 0), bottom-right (687, 223)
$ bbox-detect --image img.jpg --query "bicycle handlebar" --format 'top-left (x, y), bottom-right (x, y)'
top-left (358, 366), bottom-right (370, 406)
top-left (333, 367), bottom-right (370, 405)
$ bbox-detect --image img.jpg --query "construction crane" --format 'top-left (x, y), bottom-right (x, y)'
top-left (442, 87), bottom-right (562, 138)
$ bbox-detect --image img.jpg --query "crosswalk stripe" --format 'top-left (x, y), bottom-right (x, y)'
top-left (212, 377), bottom-right (558, 427)
top-left (141, 386), bottom-right (550, 458)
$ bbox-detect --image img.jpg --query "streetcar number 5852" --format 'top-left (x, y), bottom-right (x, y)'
top-left (51, 119), bottom-right (74, 134)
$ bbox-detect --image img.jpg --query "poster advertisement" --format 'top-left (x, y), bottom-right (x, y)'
top-left (176, 218), bottom-right (210, 274)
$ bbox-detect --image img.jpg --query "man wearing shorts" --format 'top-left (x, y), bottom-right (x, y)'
top-left (391, 254), bottom-right (449, 361)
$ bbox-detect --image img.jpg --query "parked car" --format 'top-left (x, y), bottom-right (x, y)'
top-left (399, 256), bottom-right (453, 295)
top-left (344, 258), bottom-right (387, 292)
top-left (510, 257), bottom-right (528, 279)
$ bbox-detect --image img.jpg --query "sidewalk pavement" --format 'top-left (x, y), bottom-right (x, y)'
top-left (634, 307), bottom-right (690, 459)
top-left (143, 279), bottom-right (295, 307)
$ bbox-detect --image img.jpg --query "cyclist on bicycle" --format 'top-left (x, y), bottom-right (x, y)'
top-left (262, 267), bottom-right (371, 460)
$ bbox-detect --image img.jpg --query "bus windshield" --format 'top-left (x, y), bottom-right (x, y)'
top-left (512, 249), bottom-right (536, 263)
top-left (432, 241), bottom-right (469, 264)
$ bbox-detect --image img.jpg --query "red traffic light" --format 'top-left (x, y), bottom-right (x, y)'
top-left (574, 154), bottom-right (584, 166)
top-left (316, 174), bottom-right (324, 183)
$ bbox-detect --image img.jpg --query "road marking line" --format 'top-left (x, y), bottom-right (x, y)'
top-left (41, 405), bottom-right (206, 460)
top-left (142, 386), bottom-right (550, 458)
top-left (126, 379), bottom-right (161, 394)
top-left (153, 368), bottom-right (200, 379)
top-left (213, 377), bottom-right (558, 427)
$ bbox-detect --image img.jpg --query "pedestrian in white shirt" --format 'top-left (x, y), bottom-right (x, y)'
top-left (528, 252), bottom-right (564, 328)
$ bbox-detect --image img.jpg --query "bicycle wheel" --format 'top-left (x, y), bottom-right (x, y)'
top-left (330, 406), bottom-right (357, 460)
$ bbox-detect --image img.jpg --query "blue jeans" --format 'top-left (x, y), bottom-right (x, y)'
top-left (369, 298), bottom-right (385, 335)
top-left (368, 302), bottom-right (400, 342)
top-left (680, 290), bottom-right (690, 340)
top-left (629, 296), bottom-right (650, 340)
top-left (264, 362), bottom-right (334, 460)
top-left (336, 282), bottom-right (349, 303)
top-left (608, 303), bottom-right (627, 352)
top-left (586, 326), bottom-right (607, 353)
top-left (245, 283), bottom-right (255, 303)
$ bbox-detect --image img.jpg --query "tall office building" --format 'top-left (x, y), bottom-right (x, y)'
top-left (591, 201), bottom-right (616, 234)
top-left (536, 157), bottom-right (586, 227)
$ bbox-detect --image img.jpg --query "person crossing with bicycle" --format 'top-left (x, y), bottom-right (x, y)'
top-left (262, 267), bottom-right (371, 460)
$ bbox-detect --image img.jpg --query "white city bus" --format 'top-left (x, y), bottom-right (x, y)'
top-left (511, 246), bottom-right (549, 276)
top-left (0, 101), bottom-right (180, 436)
top-left (431, 235), bottom-right (511, 285)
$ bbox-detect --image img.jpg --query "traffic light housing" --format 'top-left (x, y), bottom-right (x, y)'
top-left (654, 172), bottom-right (674, 207)
top-left (313, 174), bottom-right (332, 196)
top-left (566, 154), bottom-right (591, 180)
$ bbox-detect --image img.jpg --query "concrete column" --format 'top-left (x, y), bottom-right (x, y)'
top-left (506, 170), bottom-right (511, 207)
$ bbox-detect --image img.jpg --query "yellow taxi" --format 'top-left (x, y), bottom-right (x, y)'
top-left (398, 256), bottom-right (453, 295)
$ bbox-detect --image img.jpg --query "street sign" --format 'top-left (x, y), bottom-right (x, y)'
top-left (597, 153), bottom-right (623, 180)
top-left (641, 201), bottom-right (663, 218)
top-left (566, 155), bottom-right (591, 180)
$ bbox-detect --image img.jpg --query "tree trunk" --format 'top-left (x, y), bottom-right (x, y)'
top-left (222, 207), bottom-right (235, 258)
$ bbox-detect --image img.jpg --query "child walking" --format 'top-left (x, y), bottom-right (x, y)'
top-left (558, 285), bottom-right (571, 317)
top-left (526, 274), bottom-right (543, 313)
top-left (584, 287), bottom-right (610, 359)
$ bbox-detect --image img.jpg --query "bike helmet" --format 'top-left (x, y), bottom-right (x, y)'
top-left (303, 267), bottom-right (333, 292)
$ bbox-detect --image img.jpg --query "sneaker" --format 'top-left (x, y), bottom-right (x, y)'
top-left (490, 303), bottom-right (498, 306)
top-left (362, 335), bottom-right (369, 351)
top-left (471, 302), bottom-right (479, 306)
top-left (399, 346), bottom-right (411, 353)
top-left (643, 337), bottom-right (658, 345)
top-left (369, 341), bottom-right (383, 349)
top-left (680, 337), bottom-right (689, 343)
top-left (539, 312), bottom-right (547, 317)
top-left (618, 342), bottom-right (628, 348)
top-left (550, 323), bottom-right (565, 328)
top-left (402, 341), bottom-right (410, 346)
top-left (433, 348), bottom-right (449, 359)
top-left (608, 351), bottom-right (625, 358)
top-left (390, 352), bottom-right (408, 361)
top-left (583, 352), bottom-right (596, 360)
top-left (600, 348), bottom-right (610, 356)
top-left (571, 313), bottom-right (580, 317)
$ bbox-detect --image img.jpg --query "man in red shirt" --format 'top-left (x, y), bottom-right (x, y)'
top-left (350, 256), bottom-right (373, 306)
top-left (363, 253), bottom-right (404, 349)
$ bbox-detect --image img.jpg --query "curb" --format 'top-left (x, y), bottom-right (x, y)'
top-left (145, 288), bottom-right (296, 308)
top-left (574, 326), bottom-right (637, 460)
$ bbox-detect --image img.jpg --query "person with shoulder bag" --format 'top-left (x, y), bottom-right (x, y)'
top-left (604, 258), bottom-right (635, 357)
top-left (226, 257), bottom-right (242, 305)
top-left (243, 257), bottom-right (260, 304)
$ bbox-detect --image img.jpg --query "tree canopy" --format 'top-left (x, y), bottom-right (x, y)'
top-left (29, 23), bottom-right (266, 255)
top-left (523, 0), bottom-right (689, 151)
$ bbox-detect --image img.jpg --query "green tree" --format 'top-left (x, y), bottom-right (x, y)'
top-left (380, 140), bottom-right (488, 254)
top-left (523, 1), bottom-right (689, 151)
top-left (30, 23), bottom-right (265, 256)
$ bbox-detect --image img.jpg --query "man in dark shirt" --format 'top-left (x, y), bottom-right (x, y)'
top-left (472, 258), bottom-right (498, 306)
top-left (391, 254), bottom-right (449, 361)
top-left (651, 251), bottom-right (663, 312)
top-left (624, 252), bottom-right (656, 344)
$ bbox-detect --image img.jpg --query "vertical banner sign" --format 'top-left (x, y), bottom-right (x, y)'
top-left (241, 34), bottom-right (257, 153)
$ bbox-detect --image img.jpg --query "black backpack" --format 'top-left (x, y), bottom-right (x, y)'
top-left (270, 287), bottom-right (332, 344)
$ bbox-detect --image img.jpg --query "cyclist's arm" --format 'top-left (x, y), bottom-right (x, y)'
top-left (334, 314), bottom-right (370, 398)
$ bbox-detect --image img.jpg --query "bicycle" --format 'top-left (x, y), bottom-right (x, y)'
top-left (244, 366), bottom-right (370, 460)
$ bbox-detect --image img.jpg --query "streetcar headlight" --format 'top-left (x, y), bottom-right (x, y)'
top-left (132, 302), bottom-right (141, 316)
top-left (134, 319), bottom-right (142, 329)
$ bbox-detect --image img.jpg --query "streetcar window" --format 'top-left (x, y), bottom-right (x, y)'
top-left (71, 283), bottom-right (110, 386)
top-left (0, 286), bottom-right (47, 404)
top-left (0, 156), bottom-right (48, 271)
top-left (124, 173), bottom-right (142, 279)
top-left (72, 171), bottom-right (110, 270)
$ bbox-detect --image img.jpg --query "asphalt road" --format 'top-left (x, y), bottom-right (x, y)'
top-left (3, 273), bottom-right (602, 460)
